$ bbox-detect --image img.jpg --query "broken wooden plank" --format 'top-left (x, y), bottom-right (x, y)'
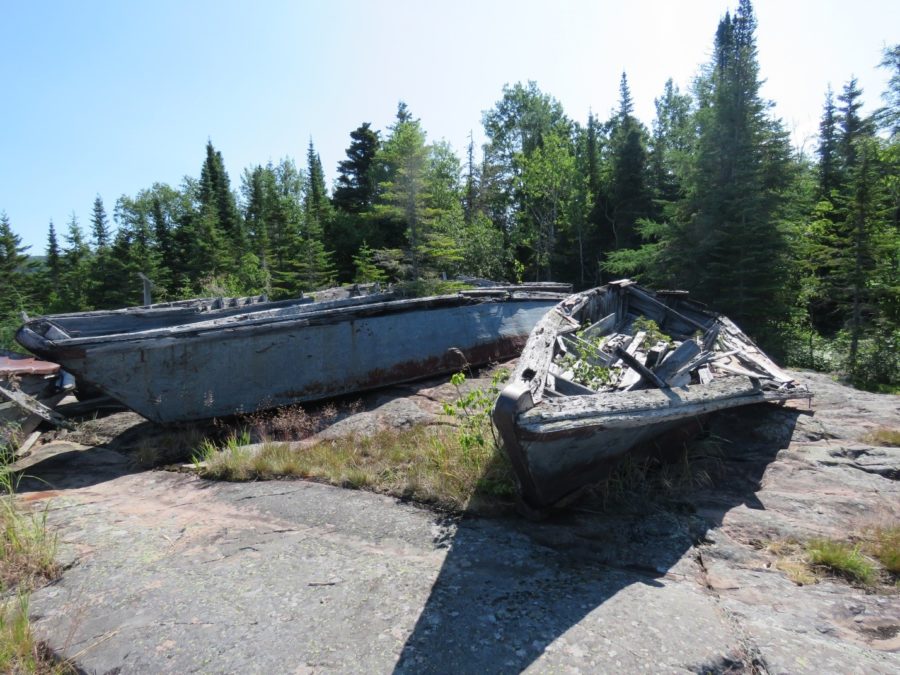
top-left (625, 285), bottom-right (709, 333)
top-left (580, 312), bottom-right (617, 340)
top-left (645, 341), bottom-right (670, 369)
top-left (614, 346), bottom-right (667, 389)
top-left (0, 384), bottom-right (74, 430)
top-left (653, 339), bottom-right (701, 384)
top-left (15, 430), bottom-right (42, 457)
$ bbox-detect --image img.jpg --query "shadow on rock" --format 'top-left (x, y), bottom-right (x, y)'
top-left (394, 402), bottom-right (804, 674)
top-left (13, 410), bottom-right (213, 493)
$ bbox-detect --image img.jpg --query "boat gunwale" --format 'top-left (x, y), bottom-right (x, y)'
top-left (17, 289), bottom-right (571, 350)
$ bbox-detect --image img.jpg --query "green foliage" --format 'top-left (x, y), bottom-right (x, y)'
top-left (556, 332), bottom-right (613, 390)
top-left (441, 369), bottom-right (509, 453)
top-left (352, 241), bottom-right (387, 283)
top-left (631, 316), bottom-right (673, 347)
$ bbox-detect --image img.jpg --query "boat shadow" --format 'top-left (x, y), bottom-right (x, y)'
top-left (393, 402), bottom-right (806, 673)
top-left (11, 412), bottom-right (215, 493)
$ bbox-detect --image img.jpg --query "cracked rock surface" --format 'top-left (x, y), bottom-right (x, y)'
top-left (13, 369), bottom-right (900, 673)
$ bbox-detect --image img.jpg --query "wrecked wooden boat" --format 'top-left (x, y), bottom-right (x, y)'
top-left (492, 280), bottom-right (809, 509)
top-left (16, 285), bottom-right (570, 424)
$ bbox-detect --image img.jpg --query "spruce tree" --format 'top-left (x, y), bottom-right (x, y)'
top-left (684, 0), bottom-right (793, 337)
top-left (606, 72), bottom-right (652, 252)
top-left (59, 213), bottom-right (92, 310)
top-left (333, 123), bottom-right (380, 214)
top-left (0, 212), bottom-right (31, 315)
top-left (817, 88), bottom-right (840, 198)
top-left (197, 140), bottom-right (247, 269)
top-left (44, 220), bottom-right (62, 306)
top-left (299, 139), bottom-right (335, 290)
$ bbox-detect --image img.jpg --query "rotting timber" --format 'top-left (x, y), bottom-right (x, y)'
top-left (16, 285), bottom-right (570, 425)
top-left (492, 279), bottom-right (810, 510)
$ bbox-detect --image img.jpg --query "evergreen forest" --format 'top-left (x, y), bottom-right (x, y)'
top-left (1, 2), bottom-right (897, 391)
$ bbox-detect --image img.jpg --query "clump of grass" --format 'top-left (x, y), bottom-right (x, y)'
top-left (862, 427), bottom-right (900, 447)
top-left (194, 412), bottom-right (516, 513)
top-left (0, 592), bottom-right (72, 673)
top-left (596, 430), bottom-right (725, 507)
top-left (763, 539), bottom-right (819, 585)
top-left (0, 473), bottom-right (59, 591)
top-left (0, 470), bottom-right (69, 673)
top-left (866, 525), bottom-right (900, 575)
top-left (191, 431), bottom-right (254, 481)
top-left (806, 538), bottom-right (877, 586)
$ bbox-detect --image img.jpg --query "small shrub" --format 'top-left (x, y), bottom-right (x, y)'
top-left (806, 538), bottom-right (877, 586)
top-left (556, 332), bottom-right (613, 390)
top-left (631, 316), bottom-right (674, 347)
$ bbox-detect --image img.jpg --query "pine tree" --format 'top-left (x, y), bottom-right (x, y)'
top-left (817, 87), bottom-right (840, 198)
top-left (837, 78), bottom-right (871, 182)
top-left (375, 108), bottom-right (430, 278)
top-left (0, 212), bottom-right (32, 315)
top-left (648, 79), bottom-right (693, 211)
top-left (685, 0), bottom-right (793, 336)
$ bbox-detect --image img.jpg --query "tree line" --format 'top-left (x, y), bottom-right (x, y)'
top-left (1, 1), bottom-right (897, 390)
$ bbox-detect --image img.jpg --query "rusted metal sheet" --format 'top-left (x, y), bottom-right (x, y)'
top-left (492, 281), bottom-right (810, 510)
top-left (0, 350), bottom-right (61, 377)
top-left (17, 287), bottom-right (569, 425)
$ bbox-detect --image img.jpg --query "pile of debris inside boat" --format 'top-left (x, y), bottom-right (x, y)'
top-left (493, 280), bottom-right (811, 510)
top-left (548, 301), bottom-right (801, 397)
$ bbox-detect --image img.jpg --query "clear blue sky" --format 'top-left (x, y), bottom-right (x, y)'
top-left (2, 0), bottom-right (897, 252)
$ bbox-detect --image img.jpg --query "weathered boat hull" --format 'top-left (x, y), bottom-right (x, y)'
top-left (17, 289), bottom-right (568, 424)
top-left (492, 281), bottom-right (808, 509)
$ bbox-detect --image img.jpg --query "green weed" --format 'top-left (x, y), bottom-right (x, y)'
top-left (806, 538), bottom-right (877, 586)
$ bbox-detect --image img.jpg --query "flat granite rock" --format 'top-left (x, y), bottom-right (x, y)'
top-left (13, 367), bottom-right (900, 673)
